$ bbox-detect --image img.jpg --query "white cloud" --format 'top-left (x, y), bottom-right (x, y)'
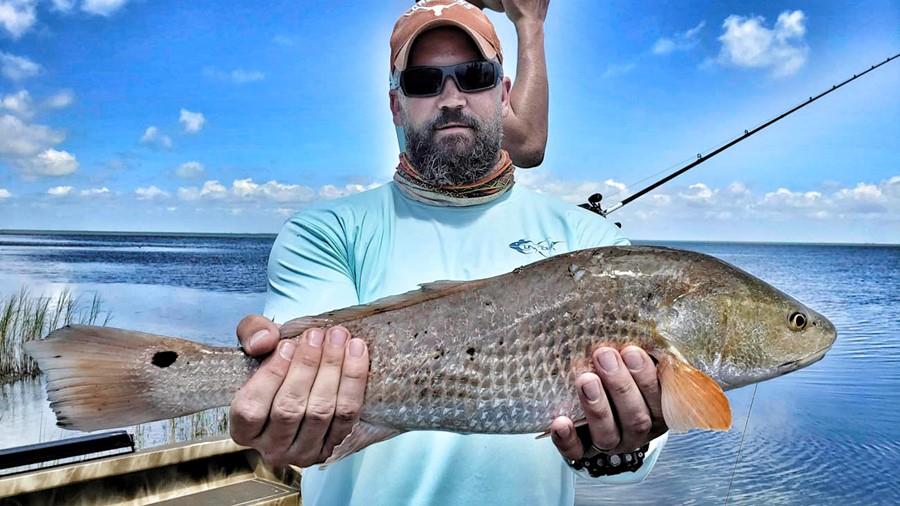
top-left (178, 178), bottom-right (316, 203)
top-left (3, 89), bottom-right (74, 117)
top-left (50, 0), bottom-right (75, 12)
top-left (135, 185), bottom-right (169, 200)
top-left (0, 113), bottom-right (79, 177)
top-left (45, 89), bottom-right (74, 109)
top-left (179, 108), bottom-right (205, 133)
top-left (0, 51), bottom-right (40, 81)
top-left (232, 178), bottom-right (315, 203)
top-left (79, 186), bottom-right (110, 197)
top-left (175, 161), bottom-right (204, 178)
top-left (518, 171), bottom-right (630, 204)
top-left (0, 113), bottom-right (65, 158)
top-left (318, 183), bottom-right (381, 199)
top-left (203, 67), bottom-right (266, 84)
top-left (81, 0), bottom-right (128, 16)
top-left (717, 10), bottom-right (809, 77)
top-left (1, 89), bottom-right (33, 118)
top-left (680, 182), bottom-right (717, 205)
top-left (832, 182), bottom-right (887, 213)
top-left (0, 0), bottom-right (37, 39)
top-left (653, 21), bottom-right (705, 55)
top-left (0, 188), bottom-right (10, 199)
top-left (28, 148), bottom-right (78, 176)
top-left (139, 126), bottom-right (172, 149)
top-left (177, 180), bottom-right (228, 201)
top-left (47, 185), bottom-right (73, 196)
top-left (761, 187), bottom-right (822, 208)
top-left (602, 62), bottom-right (636, 79)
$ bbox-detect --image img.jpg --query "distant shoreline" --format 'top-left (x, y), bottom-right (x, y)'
top-left (0, 229), bottom-right (278, 239)
top-left (2, 229), bottom-right (897, 247)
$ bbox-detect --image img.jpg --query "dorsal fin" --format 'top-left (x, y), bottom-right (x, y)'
top-left (657, 354), bottom-right (732, 432)
top-left (279, 278), bottom-right (489, 338)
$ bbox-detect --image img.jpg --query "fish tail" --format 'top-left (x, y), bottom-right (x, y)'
top-left (25, 325), bottom-right (237, 432)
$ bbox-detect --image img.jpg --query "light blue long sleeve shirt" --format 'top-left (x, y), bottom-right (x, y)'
top-left (264, 181), bottom-right (666, 506)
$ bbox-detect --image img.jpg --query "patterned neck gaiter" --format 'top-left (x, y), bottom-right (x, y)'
top-left (393, 149), bottom-right (515, 207)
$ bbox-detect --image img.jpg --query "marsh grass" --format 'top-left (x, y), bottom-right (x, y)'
top-left (0, 288), bottom-right (111, 383)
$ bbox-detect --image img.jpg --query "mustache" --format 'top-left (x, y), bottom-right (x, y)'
top-left (429, 109), bottom-right (480, 131)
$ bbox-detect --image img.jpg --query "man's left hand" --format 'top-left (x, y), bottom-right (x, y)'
top-left (550, 346), bottom-right (668, 461)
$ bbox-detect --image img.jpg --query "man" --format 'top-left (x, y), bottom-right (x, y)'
top-left (230, 1), bottom-right (668, 504)
top-left (398, 0), bottom-right (549, 169)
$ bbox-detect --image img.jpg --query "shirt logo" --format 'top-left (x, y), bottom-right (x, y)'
top-left (405, 0), bottom-right (474, 17)
top-left (509, 239), bottom-right (564, 257)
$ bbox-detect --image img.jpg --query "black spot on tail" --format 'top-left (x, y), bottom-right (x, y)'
top-left (152, 350), bottom-right (178, 368)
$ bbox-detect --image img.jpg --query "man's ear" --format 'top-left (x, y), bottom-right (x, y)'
top-left (389, 89), bottom-right (404, 126)
top-left (500, 76), bottom-right (512, 118)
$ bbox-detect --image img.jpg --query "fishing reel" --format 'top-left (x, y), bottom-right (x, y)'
top-left (579, 193), bottom-right (622, 228)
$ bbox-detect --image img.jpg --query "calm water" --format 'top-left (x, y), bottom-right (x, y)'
top-left (1, 232), bottom-right (898, 504)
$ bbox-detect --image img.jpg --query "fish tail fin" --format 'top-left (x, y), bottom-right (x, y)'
top-left (657, 354), bottom-right (732, 432)
top-left (25, 325), bottom-right (231, 432)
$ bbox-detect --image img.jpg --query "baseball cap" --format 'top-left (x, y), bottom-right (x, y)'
top-left (390, 0), bottom-right (504, 73)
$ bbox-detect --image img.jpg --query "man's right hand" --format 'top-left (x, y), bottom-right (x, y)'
top-left (468, 0), bottom-right (550, 26)
top-left (229, 315), bottom-right (369, 468)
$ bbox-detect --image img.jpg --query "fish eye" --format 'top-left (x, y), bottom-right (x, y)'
top-left (788, 311), bottom-right (808, 331)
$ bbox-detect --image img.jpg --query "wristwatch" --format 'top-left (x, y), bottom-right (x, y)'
top-left (566, 444), bottom-right (649, 477)
top-left (565, 425), bottom-right (649, 477)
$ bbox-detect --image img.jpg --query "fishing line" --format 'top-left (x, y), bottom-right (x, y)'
top-left (580, 51), bottom-right (900, 217)
top-left (724, 383), bottom-right (758, 506)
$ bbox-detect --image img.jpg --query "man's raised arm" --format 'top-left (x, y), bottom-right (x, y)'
top-left (472, 0), bottom-right (550, 168)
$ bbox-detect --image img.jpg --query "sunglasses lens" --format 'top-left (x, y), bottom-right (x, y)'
top-left (455, 61), bottom-right (497, 92)
top-left (400, 61), bottom-right (499, 97)
top-left (400, 67), bottom-right (444, 96)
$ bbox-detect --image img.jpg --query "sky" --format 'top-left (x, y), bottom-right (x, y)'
top-left (0, 0), bottom-right (898, 243)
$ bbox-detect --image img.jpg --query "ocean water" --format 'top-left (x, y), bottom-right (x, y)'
top-left (0, 232), bottom-right (897, 504)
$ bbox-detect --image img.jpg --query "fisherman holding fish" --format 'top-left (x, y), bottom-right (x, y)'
top-left (23, 1), bottom-right (840, 502)
top-left (232, 1), bottom-right (669, 503)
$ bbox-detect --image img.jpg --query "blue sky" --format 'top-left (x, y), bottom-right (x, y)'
top-left (0, 0), bottom-right (898, 243)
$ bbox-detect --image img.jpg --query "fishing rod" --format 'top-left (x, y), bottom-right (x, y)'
top-left (579, 51), bottom-right (900, 223)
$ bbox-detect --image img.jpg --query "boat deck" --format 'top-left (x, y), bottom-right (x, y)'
top-left (0, 436), bottom-right (301, 505)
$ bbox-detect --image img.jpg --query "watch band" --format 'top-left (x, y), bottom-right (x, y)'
top-left (567, 444), bottom-right (649, 477)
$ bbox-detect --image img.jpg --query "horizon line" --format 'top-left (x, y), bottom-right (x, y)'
top-left (2, 229), bottom-right (897, 247)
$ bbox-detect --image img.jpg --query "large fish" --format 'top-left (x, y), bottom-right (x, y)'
top-left (25, 246), bottom-right (836, 463)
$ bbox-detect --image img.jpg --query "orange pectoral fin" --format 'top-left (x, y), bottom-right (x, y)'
top-left (658, 355), bottom-right (732, 432)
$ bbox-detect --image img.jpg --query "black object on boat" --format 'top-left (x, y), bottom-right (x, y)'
top-left (0, 431), bottom-right (134, 473)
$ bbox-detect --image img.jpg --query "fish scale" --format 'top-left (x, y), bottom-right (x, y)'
top-left (25, 246), bottom-right (836, 463)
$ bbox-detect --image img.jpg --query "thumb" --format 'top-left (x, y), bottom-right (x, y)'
top-left (236, 315), bottom-right (281, 356)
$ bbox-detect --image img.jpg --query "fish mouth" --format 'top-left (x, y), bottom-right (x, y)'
top-left (776, 345), bottom-right (832, 372)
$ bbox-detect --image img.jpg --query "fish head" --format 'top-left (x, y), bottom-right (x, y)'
top-left (660, 255), bottom-right (837, 390)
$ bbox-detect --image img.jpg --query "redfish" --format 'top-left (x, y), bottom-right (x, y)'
top-left (26, 246), bottom-right (836, 462)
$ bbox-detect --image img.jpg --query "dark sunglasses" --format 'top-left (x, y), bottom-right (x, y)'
top-left (399, 60), bottom-right (503, 98)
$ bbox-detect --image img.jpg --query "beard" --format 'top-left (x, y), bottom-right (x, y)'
top-left (404, 106), bottom-right (503, 187)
